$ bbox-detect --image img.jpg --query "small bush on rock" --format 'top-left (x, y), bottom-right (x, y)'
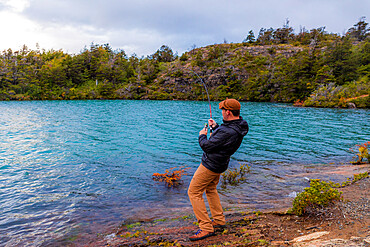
top-left (290, 179), bottom-right (343, 216)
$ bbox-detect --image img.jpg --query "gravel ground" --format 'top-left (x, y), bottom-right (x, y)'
top-left (339, 178), bottom-right (370, 221)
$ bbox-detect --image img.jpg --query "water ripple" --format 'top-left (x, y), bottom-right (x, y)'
top-left (0, 100), bottom-right (369, 245)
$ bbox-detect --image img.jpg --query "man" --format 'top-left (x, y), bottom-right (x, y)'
top-left (188, 98), bottom-right (249, 241)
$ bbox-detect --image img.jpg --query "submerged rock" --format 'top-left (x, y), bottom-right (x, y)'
top-left (348, 102), bottom-right (356, 108)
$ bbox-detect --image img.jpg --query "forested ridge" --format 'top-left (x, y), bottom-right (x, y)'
top-left (1, 18), bottom-right (369, 108)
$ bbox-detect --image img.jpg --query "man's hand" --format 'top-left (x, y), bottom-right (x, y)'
top-left (208, 118), bottom-right (217, 129)
top-left (199, 127), bottom-right (208, 136)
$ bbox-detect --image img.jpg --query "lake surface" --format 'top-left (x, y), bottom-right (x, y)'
top-left (0, 100), bottom-right (369, 246)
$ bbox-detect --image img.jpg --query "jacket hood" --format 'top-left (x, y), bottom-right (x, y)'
top-left (223, 117), bottom-right (249, 136)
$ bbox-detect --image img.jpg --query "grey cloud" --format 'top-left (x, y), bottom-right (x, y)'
top-left (24, 0), bottom-right (218, 34)
top-left (21, 0), bottom-right (370, 55)
top-left (23, 0), bottom-right (240, 54)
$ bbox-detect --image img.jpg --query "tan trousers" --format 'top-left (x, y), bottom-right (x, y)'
top-left (188, 164), bottom-right (225, 232)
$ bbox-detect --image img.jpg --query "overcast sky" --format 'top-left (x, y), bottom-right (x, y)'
top-left (0, 0), bottom-right (368, 56)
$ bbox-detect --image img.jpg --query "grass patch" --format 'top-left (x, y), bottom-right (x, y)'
top-left (125, 222), bottom-right (141, 229)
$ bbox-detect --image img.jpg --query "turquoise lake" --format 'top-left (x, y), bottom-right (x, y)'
top-left (0, 100), bottom-right (369, 246)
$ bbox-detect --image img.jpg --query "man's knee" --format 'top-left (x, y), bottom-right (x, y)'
top-left (188, 184), bottom-right (203, 199)
top-left (188, 185), bottom-right (197, 197)
top-left (187, 187), bottom-right (192, 197)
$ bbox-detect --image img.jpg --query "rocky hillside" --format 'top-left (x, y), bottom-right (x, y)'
top-left (148, 39), bottom-right (369, 108)
top-left (152, 43), bottom-right (306, 101)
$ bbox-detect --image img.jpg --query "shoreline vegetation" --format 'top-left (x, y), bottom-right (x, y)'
top-left (1, 18), bottom-right (369, 108)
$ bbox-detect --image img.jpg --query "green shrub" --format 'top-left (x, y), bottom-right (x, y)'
top-left (179, 53), bottom-right (188, 61)
top-left (290, 179), bottom-right (342, 216)
top-left (221, 164), bottom-right (250, 189)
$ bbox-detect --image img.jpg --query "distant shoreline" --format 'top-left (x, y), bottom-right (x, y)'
top-left (1, 98), bottom-right (369, 109)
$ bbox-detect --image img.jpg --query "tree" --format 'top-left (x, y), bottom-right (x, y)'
top-left (39, 52), bottom-right (69, 88)
top-left (273, 19), bottom-right (294, 44)
top-left (257, 28), bottom-right (274, 45)
top-left (314, 65), bottom-right (336, 86)
top-left (347, 16), bottom-right (369, 41)
top-left (151, 45), bottom-right (176, 63)
top-left (244, 30), bottom-right (255, 43)
top-left (294, 26), bottom-right (310, 45)
top-left (324, 37), bottom-right (358, 85)
top-left (64, 54), bottom-right (88, 86)
top-left (309, 27), bottom-right (330, 48)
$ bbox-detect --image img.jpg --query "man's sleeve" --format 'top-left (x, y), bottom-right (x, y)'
top-left (198, 128), bottom-right (228, 153)
top-left (211, 124), bottom-right (219, 131)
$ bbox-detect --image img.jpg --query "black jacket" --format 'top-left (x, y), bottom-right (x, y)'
top-left (198, 117), bottom-right (249, 173)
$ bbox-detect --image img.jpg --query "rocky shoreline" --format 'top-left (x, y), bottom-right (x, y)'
top-left (87, 168), bottom-right (369, 247)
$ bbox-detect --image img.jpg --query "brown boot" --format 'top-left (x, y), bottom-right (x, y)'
top-left (189, 229), bottom-right (215, 241)
top-left (212, 220), bottom-right (226, 230)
